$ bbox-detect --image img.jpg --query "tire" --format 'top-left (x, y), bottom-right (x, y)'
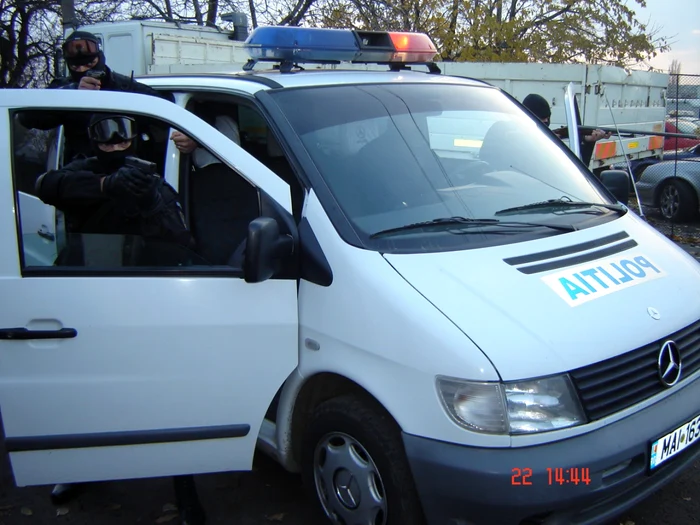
top-left (301, 395), bottom-right (426, 525)
top-left (658, 179), bottom-right (699, 222)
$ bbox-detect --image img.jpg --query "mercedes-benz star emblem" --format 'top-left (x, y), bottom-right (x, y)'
top-left (647, 307), bottom-right (660, 320)
top-left (657, 340), bottom-right (682, 387)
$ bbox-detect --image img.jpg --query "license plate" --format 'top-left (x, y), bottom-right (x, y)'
top-left (650, 413), bottom-right (700, 469)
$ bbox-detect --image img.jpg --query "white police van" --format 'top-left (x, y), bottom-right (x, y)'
top-left (2, 26), bottom-right (700, 525)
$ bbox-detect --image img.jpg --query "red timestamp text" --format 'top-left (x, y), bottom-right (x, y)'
top-left (511, 467), bottom-right (592, 486)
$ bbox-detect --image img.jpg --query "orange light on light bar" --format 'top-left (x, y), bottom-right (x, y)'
top-left (388, 32), bottom-right (438, 62)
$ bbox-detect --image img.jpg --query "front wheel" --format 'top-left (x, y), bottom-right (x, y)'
top-left (301, 396), bottom-right (426, 525)
top-left (658, 179), bottom-right (699, 222)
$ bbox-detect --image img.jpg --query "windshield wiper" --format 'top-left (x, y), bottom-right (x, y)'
top-left (495, 198), bottom-right (626, 216)
top-left (369, 216), bottom-right (576, 238)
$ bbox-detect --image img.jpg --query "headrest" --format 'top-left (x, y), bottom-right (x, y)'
top-left (192, 115), bottom-right (240, 169)
top-left (215, 115), bottom-right (240, 145)
top-left (479, 120), bottom-right (519, 167)
top-left (303, 117), bottom-right (390, 157)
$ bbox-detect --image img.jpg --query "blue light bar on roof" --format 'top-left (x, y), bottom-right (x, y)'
top-left (244, 26), bottom-right (360, 63)
top-left (242, 26), bottom-right (439, 67)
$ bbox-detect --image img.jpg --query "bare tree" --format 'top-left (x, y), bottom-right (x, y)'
top-left (668, 59), bottom-right (682, 98)
top-left (1, 0), bottom-right (122, 87)
top-left (669, 59), bottom-right (681, 77)
top-left (1, 0), bottom-right (61, 87)
top-left (2, 0), bottom-right (319, 88)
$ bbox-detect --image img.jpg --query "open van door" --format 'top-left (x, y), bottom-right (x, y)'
top-left (563, 82), bottom-right (582, 161)
top-left (0, 89), bottom-right (298, 487)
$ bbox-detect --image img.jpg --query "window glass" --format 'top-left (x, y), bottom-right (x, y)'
top-left (12, 115), bottom-right (56, 195)
top-left (185, 96), bottom-right (303, 222)
top-left (12, 109), bottom-right (258, 272)
top-left (271, 83), bottom-right (623, 253)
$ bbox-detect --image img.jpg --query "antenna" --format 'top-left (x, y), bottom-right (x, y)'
top-left (603, 89), bottom-right (645, 219)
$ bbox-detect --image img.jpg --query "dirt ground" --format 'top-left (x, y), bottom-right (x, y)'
top-left (0, 441), bottom-right (698, 525)
top-left (0, 445), bottom-right (698, 525)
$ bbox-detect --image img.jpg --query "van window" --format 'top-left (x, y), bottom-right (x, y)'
top-left (183, 96), bottom-right (304, 223)
top-left (270, 83), bottom-right (625, 253)
top-left (11, 109), bottom-right (259, 273)
top-left (11, 115), bottom-right (56, 195)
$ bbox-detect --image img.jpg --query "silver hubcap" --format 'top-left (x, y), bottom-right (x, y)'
top-left (313, 432), bottom-right (387, 525)
top-left (660, 184), bottom-right (680, 219)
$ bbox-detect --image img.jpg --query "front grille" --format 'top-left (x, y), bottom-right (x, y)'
top-left (569, 318), bottom-right (700, 421)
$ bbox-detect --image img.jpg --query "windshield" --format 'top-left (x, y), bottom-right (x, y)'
top-left (270, 83), bottom-right (622, 253)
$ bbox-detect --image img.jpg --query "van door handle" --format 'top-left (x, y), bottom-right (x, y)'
top-left (0, 328), bottom-right (78, 340)
top-left (37, 229), bottom-right (56, 241)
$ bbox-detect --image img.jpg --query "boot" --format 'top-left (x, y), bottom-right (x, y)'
top-left (50, 483), bottom-right (82, 505)
top-left (173, 475), bottom-right (206, 525)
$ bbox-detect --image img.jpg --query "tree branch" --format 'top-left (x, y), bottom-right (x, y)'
top-left (278, 0), bottom-right (316, 25)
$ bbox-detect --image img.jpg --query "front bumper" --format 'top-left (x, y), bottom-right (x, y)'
top-left (403, 375), bottom-right (700, 525)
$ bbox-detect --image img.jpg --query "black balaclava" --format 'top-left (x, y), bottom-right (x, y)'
top-left (63, 31), bottom-right (108, 84)
top-left (88, 114), bottom-right (138, 171)
top-left (522, 94), bottom-right (552, 123)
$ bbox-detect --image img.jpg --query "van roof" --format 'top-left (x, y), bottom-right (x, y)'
top-left (138, 68), bottom-right (492, 91)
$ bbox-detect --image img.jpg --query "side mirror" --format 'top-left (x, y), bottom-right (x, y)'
top-left (243, 217), bottom-right (294, 283)
top-left (600, 169), bottom-right (630, 206)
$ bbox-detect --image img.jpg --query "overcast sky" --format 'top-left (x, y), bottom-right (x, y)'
top-left (631, 0), bottom-right (700, 75)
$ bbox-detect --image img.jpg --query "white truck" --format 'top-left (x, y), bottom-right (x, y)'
top-left (59, 19), bottom-right (670, 172)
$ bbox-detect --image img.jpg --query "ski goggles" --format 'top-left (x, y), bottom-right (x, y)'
top-left (63, 38), bottom-right (100, 66)
top-left (88, 116), bottom-right (138, 144)
top-left (63, 37), bottom-right (100, 58)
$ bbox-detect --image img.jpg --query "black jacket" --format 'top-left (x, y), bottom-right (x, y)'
top-left (18, 67), bottom-right (174, 163)
top-left (60, 68), bottom-right (175, 100)
top-left (580, 140), bottom-right (595, 168)
top-left (36, 157), bottom-right (194, 265)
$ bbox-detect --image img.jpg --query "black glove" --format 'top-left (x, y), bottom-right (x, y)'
top-left (103, 166), bottom-right (160, 210)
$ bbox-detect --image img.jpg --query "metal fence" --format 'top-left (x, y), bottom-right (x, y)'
top-left (629, 73), bottom-right (700, 248)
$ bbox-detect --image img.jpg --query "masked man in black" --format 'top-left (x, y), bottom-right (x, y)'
top-left (19, 31), bottom-right (197, 165)
top-left (35, 113), bottom-right (194, 265)
top-left (522, 93), bottom-right (612, 167)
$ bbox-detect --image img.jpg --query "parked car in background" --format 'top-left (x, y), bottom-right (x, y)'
top-left (636, 155), bottom-right (700, 221)
top-left (664, 121), bottom-right (700, 152)
top-left (669, 119), bottom-right (700, 136)
top-left (668, 109), bottom-right (697, 119)
top-left (667, 98), bottom-right (700, 118)
top-left (628, 143), bottom-right (700, 181)
top-left (664, 143), bottom-right (700, 160)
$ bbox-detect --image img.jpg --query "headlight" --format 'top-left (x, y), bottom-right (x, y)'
top-left (436, 375), bottom-right (586, 434)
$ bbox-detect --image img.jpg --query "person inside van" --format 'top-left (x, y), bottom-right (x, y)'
top-left (182, 104), bottom-right (258, 266)
top-left (522, 93), bottom-right (611, 166)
